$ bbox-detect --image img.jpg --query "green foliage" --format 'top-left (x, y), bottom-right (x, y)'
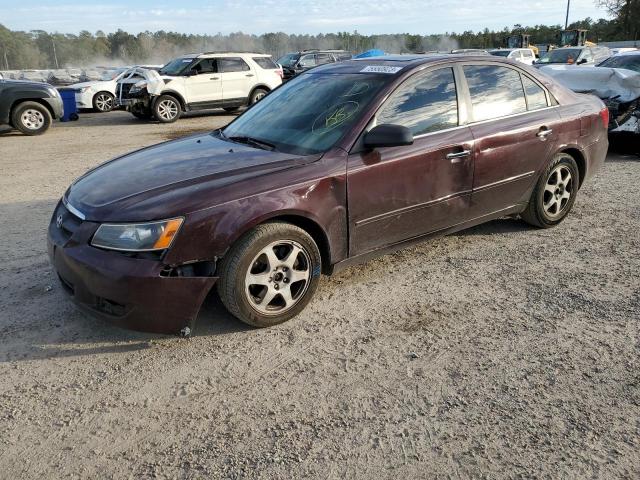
top-left (0, 16), bottom-right (632, 70)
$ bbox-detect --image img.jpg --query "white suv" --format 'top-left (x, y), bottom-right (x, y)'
top-left (488, 48), bottom-right (536, 65)
top-left (116, 53), bottom-right (283, 122)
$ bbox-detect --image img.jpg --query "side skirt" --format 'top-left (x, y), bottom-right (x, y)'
top-left (329, 204), bottom-right (525, 275)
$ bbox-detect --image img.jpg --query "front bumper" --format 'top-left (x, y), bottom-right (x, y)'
top-left (47, 202), bottom-right (217, 334)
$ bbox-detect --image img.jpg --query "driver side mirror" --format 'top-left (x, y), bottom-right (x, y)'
top-left (577, 58), bottom-right (588, 65)
top-left (363, 124), bottom-right (414, 149)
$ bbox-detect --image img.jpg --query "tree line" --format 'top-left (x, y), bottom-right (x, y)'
top-left (0, 12), bottom-right (636, 70)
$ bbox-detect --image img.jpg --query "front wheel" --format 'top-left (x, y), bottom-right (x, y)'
top-left (11, 101), bottom-right (52, 135)
top-left (521, 153), bottom-right (580, 228)
top-left (153, 95), bottom-right (181, 123)
top-left (217, 222), bottom-right (322, 327)
top-left (93, 92), bottom-right (115, 112)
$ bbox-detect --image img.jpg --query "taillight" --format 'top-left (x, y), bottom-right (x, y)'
top-left (599, 106), bottom-right (609, 129)
top-left (276, 69), bottom-right (283, 79)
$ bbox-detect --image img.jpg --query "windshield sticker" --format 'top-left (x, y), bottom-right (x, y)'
top-left (360, 65), bottom-right (402, 74)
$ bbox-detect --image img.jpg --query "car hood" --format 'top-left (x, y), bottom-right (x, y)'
top-left (69, 80), bottom-right (111, 89)
top-left (65, 133), bottom-right (316, 222)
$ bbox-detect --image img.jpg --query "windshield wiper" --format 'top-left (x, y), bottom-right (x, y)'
top-left (227, 135), bottom-right (276, 151)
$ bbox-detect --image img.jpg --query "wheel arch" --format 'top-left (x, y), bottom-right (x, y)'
top-left (223, 211), bottom-right (332, 275)
top-left (157, 90), bottom-right (187, 110)
top-left (558, 146), bottom-right (586, 188)
top-left (249, 84), bottom-right (271, 99)
top-left (10, 98), bottom-right (55, 125)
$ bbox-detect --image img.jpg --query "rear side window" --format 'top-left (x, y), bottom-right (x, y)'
top-left (463, 65), bottom-right (527, 122)
top-left (219, 58), bottom-right (250, 72)
top-left (522, 75), bottom-right (548, 110)
top-left (252, 57), bottom-right (279, 70)
top-left (377, 67), bottom-right (458, 136)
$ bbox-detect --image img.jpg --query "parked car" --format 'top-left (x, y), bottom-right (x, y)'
top-left (489, 48), bottom-right (536, 65)
top-left (598, 50), bottom-right (640, 73)
top-left (535, 46), bottom-right (611, 66)
top-left (49, 55), bottom-right (608, 334)
top-left (1, 79), bottom-right (63, 135)
top-left (116, 53), bottom-right (282, 122)
top-left (276, 50), bottom-right (352, 80)
top-left (69, 67), bottom-right (128, 112)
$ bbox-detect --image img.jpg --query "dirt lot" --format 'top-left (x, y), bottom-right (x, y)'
top-left (0, 111), bottom-right (638, 479)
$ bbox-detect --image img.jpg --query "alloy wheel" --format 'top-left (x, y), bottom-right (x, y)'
top-left (95, 94), bottom-right (113, 112)
top-left (157, 100), bottom-right (178, 121)
top-left (244, 240), bottom-right (311, 315)
top-left (543, 165), bottom-right (573, 218)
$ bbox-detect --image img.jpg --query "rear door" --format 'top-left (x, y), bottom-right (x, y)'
top-left (461, 63), bottom-right (562, 217)
top-left (218, 57), bottom-right (255, 102)
top-left (347, 66), bottom-right (475, 255)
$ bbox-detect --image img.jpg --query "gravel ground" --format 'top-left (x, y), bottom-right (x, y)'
top-left (0, 111), bottom-right (638, 479)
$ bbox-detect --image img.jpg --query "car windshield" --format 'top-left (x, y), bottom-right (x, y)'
top-left (538, 49), bottom-right (582, 64)
top-left (222, 73), bottom-right (389, 155)
top-left (490, 50), bottom-right (511, 57)
top-left (276, 53), bottom-right (299, 67)
top-left (100, 68), bottom-right (126, 81)
top-left (159, 57), bottom-right (194, 76)
top-left (598, 55), bottom-right (640, 73)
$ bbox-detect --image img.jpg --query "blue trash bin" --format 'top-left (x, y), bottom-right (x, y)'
top-left (57, 88), bottom-right (79, 122)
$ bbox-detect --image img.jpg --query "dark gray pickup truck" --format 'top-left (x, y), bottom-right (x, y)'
top-left (0, 79), bottom-right (64, 135)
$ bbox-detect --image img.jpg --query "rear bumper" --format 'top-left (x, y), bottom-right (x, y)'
top-left (584, 135), bottom-right (609, 184)
top-left (47, 214), bottom-right (217, 335)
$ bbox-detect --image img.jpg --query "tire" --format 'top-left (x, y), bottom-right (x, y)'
top-left (249, 88), bottom-right (269, 105)
top-left (223, 106), bottom-right (241, 113)
top-left (92, 91), bottom-right (115, 112)
top-left (521, 153), bottom-right (580, 228)
top-left (152, 95), bottom-right (181, 123)
top-left (217, 222), bottom-right (322, 327)
top-left (11, 101), bottom-right (52, 136)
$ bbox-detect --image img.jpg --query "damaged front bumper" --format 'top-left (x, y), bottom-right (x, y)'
top-left (47, 201), bottom-right (217, 335)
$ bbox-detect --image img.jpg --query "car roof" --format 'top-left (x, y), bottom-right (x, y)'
top-left (310, 54), bottom-right (516, 75)
top-left (182, 52), bottom-right (270, 58)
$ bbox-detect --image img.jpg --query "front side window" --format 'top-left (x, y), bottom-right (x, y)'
top-left (299, 55), bottom-right (317, 68)
top-left (377, 68), bottom-right (458, 136)
top-left (463, 65), bottom-right (527, 122)
top-left (276, 53), bottom-right (299, 67)
top-left (317, 54), bottom-right (333, 65)
top-left (219, 58), bottom-right (250, 73)
top-left (191, 58), bottom-right (217, 74)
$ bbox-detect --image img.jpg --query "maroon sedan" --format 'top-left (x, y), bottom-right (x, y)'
top-left (48, 55), bottom-right (609, 334)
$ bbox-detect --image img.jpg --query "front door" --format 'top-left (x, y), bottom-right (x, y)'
top-left (347, 66), bottom-right (475, 256)
top-left (461, 64), bottom-right (562, 217)
top-left (183, 58), bottom-right (222, 105)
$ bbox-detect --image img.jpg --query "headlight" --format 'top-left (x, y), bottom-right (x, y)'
top-left (79, 86), bottom-right (93, 93)
top-left (91, 218), bottom-right (184, 252)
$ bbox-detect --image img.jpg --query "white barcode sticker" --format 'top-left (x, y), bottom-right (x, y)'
top-left (360, 65), bottom-right (403, 74)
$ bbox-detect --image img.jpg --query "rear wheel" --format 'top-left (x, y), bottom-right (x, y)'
top-left (93, 92), bottom-right (115, 112)
top-left (521, 153), bottom-right (579, 228)
top-left (217, 222), bottom-right (322, 327)
top-left (153, 95), bottom-right (181, 123)
top-left (249, 88), bottom-right (269, 105)
top-left (11, 101), bottom-right (52, 135)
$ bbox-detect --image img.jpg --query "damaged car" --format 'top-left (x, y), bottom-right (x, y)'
top-left (539, 63), bottom-right (640, 134)
top-left (49, 55), bottom-right (608, 335)
top-left (116, 52), bottom-right (282, 123)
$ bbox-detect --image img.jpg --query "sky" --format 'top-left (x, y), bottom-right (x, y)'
top-left (0, 0), bottom-right (607, 35)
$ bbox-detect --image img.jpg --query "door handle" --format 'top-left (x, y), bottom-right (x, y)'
top-left (246, 74), bottom-right (255, 77)
top-left (536, 128), bottom-right (553, 140)
top-left (446, 150), bottom-right (471, 163)
top-left (210, 77), bottom-right (219, 80)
